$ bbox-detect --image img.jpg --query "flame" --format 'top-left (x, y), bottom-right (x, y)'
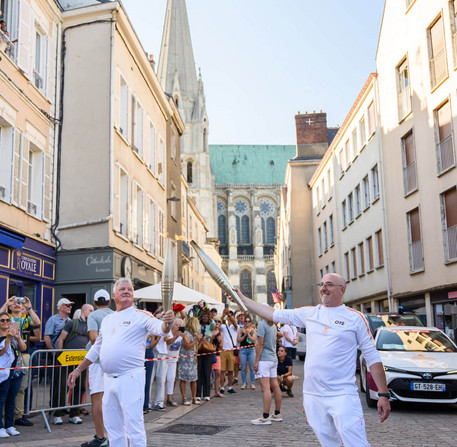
top-left (174, 234), bottom-right (187, 241)
top-left (159, 232), bottom-right (169, 237)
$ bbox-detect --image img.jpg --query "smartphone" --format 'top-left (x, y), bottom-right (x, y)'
top-left (14, 297), bottom-right (26, 304)
top-left (178, 327), bottom-right (185, 333)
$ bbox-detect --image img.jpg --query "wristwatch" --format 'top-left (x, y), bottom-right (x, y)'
top-left (26, 307), bottom-right (32, 312)
top-left (378, 392), bottom-right (391, 398)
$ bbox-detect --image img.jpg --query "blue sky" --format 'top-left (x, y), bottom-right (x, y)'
top-left (123, 0), bottom-right (385, 145)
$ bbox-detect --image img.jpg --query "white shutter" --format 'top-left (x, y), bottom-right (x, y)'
top-left (46, 25), bottom-right (57, 102)
top-left (114, 72), bottom-right (120, 130)
top-left (113, 165), bottom-right (120, 232)
top-left (131, 183), bottom-right (137, 242)
top-left (20, 137), bottom-right (29, 210)
top-left (12, 129), bottom-right (21, 205)
top-left (144, 198), bottom-right (150, 250)
top-left (17, 0), bottom-right (33, 77)
top-left (42, 152), bottom-right (51, 221)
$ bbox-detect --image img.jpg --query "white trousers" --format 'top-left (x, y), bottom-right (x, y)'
top-left (152, 350), bottom-right (168, 405)
top-left (303, 393), bottom-right (370, 447)
top-left (103, 368), bottom-right (146, 447)
top-left (166, 361), bottom-right (178, 395)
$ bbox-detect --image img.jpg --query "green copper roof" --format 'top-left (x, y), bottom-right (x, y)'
top-left (209, 145), bottom-right (296, 184)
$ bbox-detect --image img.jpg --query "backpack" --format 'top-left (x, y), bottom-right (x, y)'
top-left (63, 318), bottom-right (82, 348)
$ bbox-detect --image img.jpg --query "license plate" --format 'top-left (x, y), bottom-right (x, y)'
top-left (410, 382), bottom-right (446, 392)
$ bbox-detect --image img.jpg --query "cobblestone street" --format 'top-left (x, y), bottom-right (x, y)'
top-left (3, 360), bottom-right (456, 447)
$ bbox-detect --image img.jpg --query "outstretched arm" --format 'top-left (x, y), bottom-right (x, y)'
top-left (369, 362), bottom-right (391, 422)
top-left (232, 288), bottom-right (274, 322)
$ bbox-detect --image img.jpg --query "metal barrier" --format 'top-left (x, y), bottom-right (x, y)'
top-left (26, 349), bottom-right (90, 432)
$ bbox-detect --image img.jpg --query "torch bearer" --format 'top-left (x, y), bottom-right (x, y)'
top-left (190, 240), bottom-right (248, 312)
top-left (161, 238), bottom-right (174, 326)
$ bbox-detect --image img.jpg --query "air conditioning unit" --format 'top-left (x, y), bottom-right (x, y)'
top-left (28, 201), bottom-right (37, 215)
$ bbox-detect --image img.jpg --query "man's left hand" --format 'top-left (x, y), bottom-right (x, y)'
top-left (377, 397), bottom-right (390, 422)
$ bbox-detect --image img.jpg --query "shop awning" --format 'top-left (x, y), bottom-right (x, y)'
top-left (0, 228), bottom-right (25, 250)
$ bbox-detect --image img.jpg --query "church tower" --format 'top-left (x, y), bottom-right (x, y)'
top-left (158, 0), bottom-right (216, 238)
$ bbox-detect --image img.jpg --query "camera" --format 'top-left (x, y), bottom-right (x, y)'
top-left (178, 327), bottom-right (185, 333)
top-left (14, 297), bottom-right (26, 304)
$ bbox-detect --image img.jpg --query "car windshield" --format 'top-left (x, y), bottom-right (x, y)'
top-left (376, 329), bottom-right (457, 352)
top-left (368, 315), bottom-right (424, 332)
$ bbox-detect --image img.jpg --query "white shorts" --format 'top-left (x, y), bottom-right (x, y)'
top-left (89, 363), bottom-right (104, 395)
top-left (257, 360), bottom-right (278, 378)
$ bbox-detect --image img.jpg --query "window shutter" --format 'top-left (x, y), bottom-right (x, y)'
top-left (144, 199), bottom-right (150, 250)
top-left (46, 26), bottom-right (57, 102)
top-left (20, 137), bottom-right (29, 210)
top-left (17, 0), bottom-right (33, 77)
top-left (445, 188), bottom-right (457, 228)
top-left (113, 166), bottom-right (120, 232)
top-left (114, 72), bottom-right (120, 130)
top-left (12, 129), bottom-right (21, 205)
top-left (131, 182), bottom-right (137, 241)
top-left (42, 152), bottom-right (51, 221)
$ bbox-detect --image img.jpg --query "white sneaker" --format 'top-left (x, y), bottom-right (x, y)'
top-left (0, 428), bottom-right (10, 438)
top-left (6, 427), bottom-right (20, 436)
top-left (69, 416), bottom-right (83, 424)
top-left (251, 416), bottom-right (271, 425)
top-left (241, 383), bottom-right (247, 390)
top-left (251, 383), bottom-right (256, 390)
top-left (204, 396), bottom-right (210, 401)
top-left (271, 413), bottom-right (283, 422)
top-left (52, 416), bottom-right (63, 425)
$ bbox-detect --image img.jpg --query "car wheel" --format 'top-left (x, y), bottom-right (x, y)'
top-left (365, 374), bottom-right (377, 408)
top-left (298, 355), bottom-right (305, 361)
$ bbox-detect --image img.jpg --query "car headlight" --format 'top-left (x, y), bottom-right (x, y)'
top-left (383, 365), bottom-right (412, 374)
top-left (445, 370), bottom-right (457, 375)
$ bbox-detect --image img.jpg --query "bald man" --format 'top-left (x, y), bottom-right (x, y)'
top-left (234, 273), bottom-right (390, 447)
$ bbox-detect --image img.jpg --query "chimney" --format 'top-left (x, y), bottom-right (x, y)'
top-left (295, 111), bottom-right (328, 159)
top-left (149, 54), bottom-right (156, 72)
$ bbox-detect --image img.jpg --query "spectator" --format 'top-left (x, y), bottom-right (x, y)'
top-left (210, 308), bottom-right (218, 320)
top-left (0, 20), bottom-right (9, 38)
top-left (177, 317), bottom-right (202, 405)
top-left (151, 312), bottom-right (169, 412)
top-left (0, 296), bottom-right (40, 427)
top-left (233, 312), bottom-right (247, 384)
top-left (237, 315), bottom-right (257, 390)
top-left (196, 308), bottom-right (216, 401)
top-left (81, 289), bottom-right (113, 447)
top-left (252, 307), bottom-right (282, 425)
top-left (281, 323), bottom-right (298, 359)
top-left (211, 317), bottom-right (224, 398)
top-left (277, 346), bottom-right (294, 397)
top-left (143, 334), bottom-right (158, 414)
top-left (54, 304), bottom-right (94, 425)
top-left (0, 311), bottom-right (26, 438)
top-left (164, 318), bottom-right (183, 406)
top-left (220, 308), bottom-right (238, 394)
top-left (187, 299), bottom-right (207, 318)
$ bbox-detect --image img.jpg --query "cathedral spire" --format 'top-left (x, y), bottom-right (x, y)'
top-left (158, 0), bottom-right (199, 100)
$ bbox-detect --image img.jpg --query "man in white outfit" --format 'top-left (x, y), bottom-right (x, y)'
top-left (233, 273), bottom-right (391, 447)
top-left (68, 278), bottom-right (173, 447)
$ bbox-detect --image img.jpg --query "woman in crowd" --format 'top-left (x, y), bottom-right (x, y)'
top-left (177, 317), bottom-right (202, 405)
top-left (196, 309), bottom-right (216, 402)
top-left (143, 332), bottom-right (160, 413)
top-left (237, 315), bottom-right (257, 390)
top-left (211, 317), bottom-right (224, 397)
top-left (277, 346), bottom-right (294, 397)
top-left (165, 318), bottom-right (183, 406)
top-left (0, 311), bottom-right (26, 438)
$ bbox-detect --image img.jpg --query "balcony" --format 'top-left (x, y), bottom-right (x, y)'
top-left (436, 135), bottom-right (455, 173)
top-left (0, 30), bottom-right (16, 63)
top-left (430, 48), bottom-right (448, 89)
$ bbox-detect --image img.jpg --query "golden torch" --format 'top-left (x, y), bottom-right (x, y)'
top-left (161, 238), bottom-right (174, 326)
top-left (190, 240), bottom-right (248, 312)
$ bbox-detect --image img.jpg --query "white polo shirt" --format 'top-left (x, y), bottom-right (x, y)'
top-left (221, 323), bottom-right (238, 350)
top-left (86, 306), bottom-right (166, 375)
top-left (281, 324), bottom-right (298, 348)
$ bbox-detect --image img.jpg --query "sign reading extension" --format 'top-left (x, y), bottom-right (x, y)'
top-left (57, 350), bottom-right (87, 366)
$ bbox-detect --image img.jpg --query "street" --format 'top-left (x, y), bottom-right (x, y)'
top-left (3, 359), bottom-right (456, 447)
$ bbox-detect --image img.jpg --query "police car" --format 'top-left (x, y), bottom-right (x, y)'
top-left (360, 326), bottom-right (457, 407)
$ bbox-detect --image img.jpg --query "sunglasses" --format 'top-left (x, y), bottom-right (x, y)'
top-left (62, 304), bottom-right (73, 307)
top-left (245, 320), bottom-right (252, 323)
top-left (215, 320), bottom-right (221, 323)
top-left (0, 319), bottom-right (11, 323)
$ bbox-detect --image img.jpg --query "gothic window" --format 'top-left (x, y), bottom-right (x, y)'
top-left (267, 270), bottom-right (277, 305)
top-left (240, 269), bottom-right (252, 298)
top-left (266, 217), bottom-right (275, 244)
top-left (187, 161), bottom-right (193, 184)
top-left (241, 215), bottom-right (250, 244)
top-left (235, 199), bottom-right (248, 214)
top-left (235, 216), bottom-right (241, 244)
top-left (260, 199), bottom-right (275, 244)
top-left (218, 215), bottom-right (227, 245)
top-left (234, 198), bottom-right (250, 245)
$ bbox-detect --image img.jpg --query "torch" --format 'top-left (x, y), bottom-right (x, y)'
top-left (161, 238), bottom-right (174, 326)
top-left (190, 240), bottom-right (248, 312)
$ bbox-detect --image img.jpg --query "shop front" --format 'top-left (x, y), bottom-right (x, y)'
top-left (0, 226), bottom-right (55, 336)
top-left (431, 289), bottom-right (457, 343)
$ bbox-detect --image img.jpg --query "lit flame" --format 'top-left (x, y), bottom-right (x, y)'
top-left (159, 232), bottom-right (169, 237)
top-left (175, 234), bottom-right (187, 241)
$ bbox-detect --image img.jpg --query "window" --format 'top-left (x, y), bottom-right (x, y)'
top-left (1, 0), bottom-right (19, 62)
top-left (0, 126), bottom-right (13, 202)
top-left (366, 236), bottom-right (374, 271)
top-left (240, 269), bottom-right (252, 298)
top-left (33, 25), bottom-right (47, 93)
top-left (27, 145), bottom-right (43, 217)
top-left (119, 76), bottom-right (129, 138)
top-left (148, 198), bottom-right (156, 255)
top-left (355, 184), bottom-right (361, 217)
top-left (344, 252), bottom-right (350, 281)
top-left (371, 165), bottom-right (380, 200)
top-left (241, 215), bottom-right (250, 244)
top-left (218, 215), bottom-right (227, 245)
top-left (329, 214), bottom-right (334, 245)
top-left (171, 130), bottom-right (177, 161)
top-left (352, 129), bottom-right (358, 156)
top-left (345, 140), bottom-right (351, 166)
top-left (441, 187), bottom-right (457, 261)
top-left (428, 16), bottom-right (448, 88)
top-left (359, 116), bottom-right (366, 147)
top-left (435, 101), bottom-right (455, 173)
top-left (158, 137), bottom-right (165, 185)
top-left (319, 269), bottom-right (323, 280)
top-left (397, 57), bottom-right (411, 120)
top-left (342, 199), bottom-right (347, 228)
top-left (187, 161), bottom-right (193, 184)
top-left (402, 130), bottom-right (418, 194)
top-left (362, 175), bottom-right (370, 209)
top-left (323, 221), bottom-right (328, 252)
top-left (375, 230), bottom-right (384, 267)
top-left (119, 169), bottom-right (129, 236)
top-left (325, 265), bottom-right (329, 275)
top-left (326, 169), bottom-right (332, 200)
top-left (158, 208), bottom-right (165, 258)
top-left (170, 183), bottom-right (177, 220)
top-left (266, 217), bottom-right (275, 244)
top-left (318, 227), bottom-right (322, 256)
top-left (351, 247), bottom-right (357, 279)
top-left (148, 121), bottom-right (156, 174)
top-left (348, 192), bottom-right (354, 223)
top-left (358, 242), bottom-right (365, 275)
top-left (367, 102), bottom-right (376, 137)
top-left (316, 185), bottom-right (321, 213)
top-left (135, 185), bottom-right (143, 246)
top-left (407, 208), bottom-right (424, 271)
top-left (451, 0), bottom-right (457, 64)
top-left (235, 216), bottom-right (241, 244)
top-left (132, 97), bottom-right (143, 157)
top-left (331, 261), bottom-right (336, 273)
top-left (339, 148), bottom-right (345, 174)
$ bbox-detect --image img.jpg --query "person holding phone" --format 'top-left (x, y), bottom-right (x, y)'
top-left (164, 318), bottom-right (183, 406)
top-left (211, 318), bottom-right (224, 398)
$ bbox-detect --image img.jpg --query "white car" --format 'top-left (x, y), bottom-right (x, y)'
top-left (360, 326), bottom-right (457, 407)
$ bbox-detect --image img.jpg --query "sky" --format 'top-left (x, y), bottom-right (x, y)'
top-left (123, 0), bottom-right (385, 145)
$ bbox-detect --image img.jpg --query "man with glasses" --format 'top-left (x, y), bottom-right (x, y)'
top-left (233, 273), bottom-right (390, 447)
top-left (44, 298), bottom-right (74, 425)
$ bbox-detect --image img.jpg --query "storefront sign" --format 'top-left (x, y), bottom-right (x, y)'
top-left (448, 291), bottom-right (457, 299)
top-left (11, 250), bottom-right (41, 278)
top-left (85, 254), bottom-right (112, 273)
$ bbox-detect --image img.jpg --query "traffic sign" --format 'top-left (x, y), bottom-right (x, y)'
top-left (57, 350), bottom-right (87, 366)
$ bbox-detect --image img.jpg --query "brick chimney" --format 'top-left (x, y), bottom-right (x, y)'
top-left (295, 111), bottom-right (329, 159)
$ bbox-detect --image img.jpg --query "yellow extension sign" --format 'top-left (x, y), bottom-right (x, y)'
top-left (57, 350), bottom-right (87, 366)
